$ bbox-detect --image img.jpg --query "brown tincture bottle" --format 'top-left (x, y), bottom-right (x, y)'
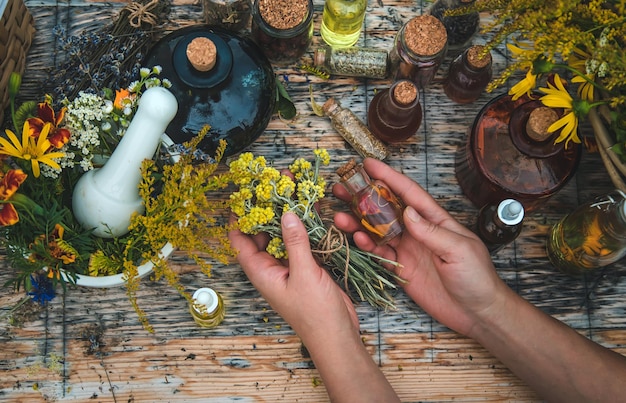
top-left (336, 159), bottom-right (404, 245)
top-left (444, 45), bottom-right (492, 104)
top-left (455, 95), bottom-right (582, 212)
top-left (476, 199), bottom-right (524, 254)
top-left (368, 79), bottom-right (423, 143)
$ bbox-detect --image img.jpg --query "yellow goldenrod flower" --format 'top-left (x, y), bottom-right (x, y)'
top-left (509, 69), bottom-right (537, 101)
top-left (0, 121), bottom-right (65, 177)
top-left (538, 74), bottom-right (582, 148)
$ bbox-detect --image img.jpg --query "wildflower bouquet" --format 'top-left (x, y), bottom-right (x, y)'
top-left (228, 150), bottom-right (404, 310)
top-left (463, 0), bottom-right (626, 186)
top-left (1, 66), bottom-right (233, 331)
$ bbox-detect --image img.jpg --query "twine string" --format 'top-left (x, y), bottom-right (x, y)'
top-left (311, 225), bottom-right (351, 293)
top-left (124, 0), bottom-right (160, 28)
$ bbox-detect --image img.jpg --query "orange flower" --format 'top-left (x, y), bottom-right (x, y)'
top-left (30, 223), bottom-right (77, 275)
top-left (0, 168), bottom-right (28, 226)
top-left (114, 89), bottom-right (135, 110)
top-left (27, 100), bottom-right (71, 149)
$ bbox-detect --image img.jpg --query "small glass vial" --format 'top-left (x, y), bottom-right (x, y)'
top-left (189, 287), bottom-right (225, 328)
top-left (322, 97), bottom-right (389, 160)
top-left (314, 46), bottom-right (389, 79)
top-left (429, 0), bottom-right (480, 54)
top-left (336, 158), bottom-right (404, 245)
top-left (320, 0), bottom-right (367, 48)
top-left (443, 45), bottom-right (492, 104)
top-left (476, 199), bottom-right (524, 254)
top-left (251, 0), bottom-right (314, 66)
top-left (547, 191), bottom-right (626, 274)
top-left (203, 0), bottom-right (252, 33)
top-left (367, 79), bottom-right (423, 143)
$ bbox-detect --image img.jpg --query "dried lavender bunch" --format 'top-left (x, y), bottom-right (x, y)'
top-left (47, 0), bottom-right (171, 102)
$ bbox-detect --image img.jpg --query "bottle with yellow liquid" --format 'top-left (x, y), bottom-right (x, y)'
top-left (547, 190), bottom-right (626, 274)
top-left (189, 287), bottom-right (225, 328)
top-left (320, 0), bottom-right (367, 47)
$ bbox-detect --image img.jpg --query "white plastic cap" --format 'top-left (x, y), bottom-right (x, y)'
top-left (192, 287), bottom-right (219, 314)
top-left (497, 199), bottom-right (524, 226)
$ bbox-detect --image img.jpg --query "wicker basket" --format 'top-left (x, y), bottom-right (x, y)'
top-left (0, 0), bottom-right (35, 124)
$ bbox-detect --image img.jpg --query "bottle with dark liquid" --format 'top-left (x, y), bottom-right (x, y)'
top-left (444, 45), bottom-right (492, 104)
top-left (476, 199), bottom-right (524, 253)
top-left (430, 0), bottom-right (480, 54)
top-left (367, 79), bottom-right (422, 143)
top-left (455, 95), bottom-right (582, 212)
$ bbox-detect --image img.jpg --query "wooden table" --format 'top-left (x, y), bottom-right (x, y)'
top-left (2, 1), bottom-right (626, 401)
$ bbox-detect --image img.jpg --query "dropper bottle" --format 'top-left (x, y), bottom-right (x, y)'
top-left (189, 287), bottom-right (225, 328)
top-left (476, 199), bottom-right (524, 253)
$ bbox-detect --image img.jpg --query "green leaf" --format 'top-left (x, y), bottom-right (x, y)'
top-left (275, 80), bottom-right (296, 120)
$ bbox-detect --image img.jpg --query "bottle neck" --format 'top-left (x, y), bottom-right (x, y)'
top-left (342, 166), bottom-right (370, 195)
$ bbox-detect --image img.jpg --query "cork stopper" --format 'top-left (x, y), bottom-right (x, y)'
top-left (322, 97), bottom-right (340, 116)
top-left (336, 158), bottom-right (359, 180)
top-left (404, 15), bottom-right (447, 56)
top-left (526, 107), bottom-right (559, 141)
top-left (186, 37), bottom-right (217, 72)
top-left (467, 45), bottom-right (491, 69)
top-left (258, 0), bottom-right (309, 30)
top-left (313, 48), bottom-right (326, 67)
top-left (392, 80), bottom-right (418, 105)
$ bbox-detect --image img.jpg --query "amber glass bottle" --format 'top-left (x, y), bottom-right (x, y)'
top-left (336, 159), bottom-right (404, 245)
top-left (430, 0), bottom-right (480, 53)
top-left (476, 199), bottom-right (524, 253)
top-left (455, 95), bottom-right (582, 212)
top-left (367, 79), bottom-right (422, 143)
top-left (443, 45), bottom-right (492, 104)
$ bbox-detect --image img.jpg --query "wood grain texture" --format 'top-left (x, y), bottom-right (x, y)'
top-left (2, 0), bottom-right (626, 402)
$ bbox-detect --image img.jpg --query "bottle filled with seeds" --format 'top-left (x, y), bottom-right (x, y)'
top-left (251, 0), bottom-right (314, 65)
top-left (203, 0), bottom-right (252, 33)
top-left (429, 0), bottom-right (480, 54)
top-left (314, 46), bottom-right (389, 79)
top-left (444, 45), bottom-right (492, 104)
top-left (389, 15), bottom-right (448, 88)
top-left (320, 0), bottom-right (367, 47)
top-left (322, 97), bottom-right (389, 160)
top-left (367, 79), bottom-right (422, 143)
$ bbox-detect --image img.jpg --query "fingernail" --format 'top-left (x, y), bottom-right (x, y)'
top-left (282, 212), bottom-right (299, 229)
top-left (405, 206), bottom-right (420, 223)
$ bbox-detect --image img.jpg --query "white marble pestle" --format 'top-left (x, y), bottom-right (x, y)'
top-left (72, 86), bottom-right (178, 238)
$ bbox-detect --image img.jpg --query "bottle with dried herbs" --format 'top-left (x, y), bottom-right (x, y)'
top-left (322, 97), bottom-right (389, 160)
top-left (314, 46), bottom-right (389, 79)
top-left (389, 15), bottom-right (448, 88)
top-left (429, 0), bottom-right (480, 53)
top-left (203, 0), bottom-right (252, 33)
top-left (443, 45), bottom-right (492, 104)
top-left (251, 0), bottom-right (314, 65)
top-left (475, 199), bottom-right (524, 254)
top-left (367, 79), bottom-right (422, 143)
top-left (189, 287), bottom-right (225, 328)
top-left (320, 0), bottom-right (367, 48)
top-left (336, 158), bottom-right (404, 245)
top-left (547, 191), bottom-right (626, 274)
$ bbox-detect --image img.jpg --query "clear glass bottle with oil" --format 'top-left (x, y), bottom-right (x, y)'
top-left (320, 0), bottom-right (367, 48)
top-left (189, 287), bottom-right (225, 328)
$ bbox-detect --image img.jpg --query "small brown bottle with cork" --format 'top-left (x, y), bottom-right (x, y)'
top-left (367, 79), bottom-right (423, 143)
top-left (444, 45), bottom-right (492, 104)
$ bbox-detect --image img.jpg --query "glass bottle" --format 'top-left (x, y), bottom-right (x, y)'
top-left (476, 199), bottom-right (524, 254)
top-left (336, 158), bottom-right (404, 245)
top-left (429, 0), bottom-right (480, 54)
top-left (443, 45), bottom-right (492, 104)
top-left (547, 191), bottom-right (626, 274)
top-left (314, 46), bottom-right (389, 79)
top-left (189, 287), bottom-right (225, 328)
top-left (251, 0), bottom-right (314, 66)
top-left (367, 79), bottom-right (423, 143)
top-left (389, 15), bottom-right (448, 88)
top-left (320, 0), bottom-right (367, 48)
top-left (455, 94), bottom-right (582, 212)
top-left (203, 0), bottom-right (252, 33)
top-left (322, 97), bottom-right (389, 160)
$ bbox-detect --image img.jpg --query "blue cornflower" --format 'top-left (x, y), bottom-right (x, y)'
top-left (28, 274), bottom-right (56, 306)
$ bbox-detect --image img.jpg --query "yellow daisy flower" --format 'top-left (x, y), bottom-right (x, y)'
top-left (509, 69), bottom-right (537, 101)
top-left (538, 74), bottom-right (581, 148)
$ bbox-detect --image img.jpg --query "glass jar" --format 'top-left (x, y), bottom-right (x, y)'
top-left (443, 45), bottom-right (492, 104)
top-left (320, 0), bottom-right (367, 48)
top-left (314, 46), bottom-right (389, 79)
top-left (389, 15), bottom-right (448, 88)
top-left (455, 95), bottom-right (582, 212)
top-left (189, 287), bottom-right (225, 328)
top-left (429, 0), bottom-right (480, 54)
top-left (251, 0), bottom-right (314, 66)
top-left (203, 0), bottom-right (252, 33)
top-left (336, 158), bottom-right (404, 245)
top-left (367, 79), bottom-right (422, 143)
top-left (547, 191), bottom-right (626, 274)
top-left (475, 199), bottom-right (524, 254)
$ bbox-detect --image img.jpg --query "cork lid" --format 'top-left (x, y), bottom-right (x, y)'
top-left (336, 158), bottom-right (359, 180)
top-left (313, 48), bottom-right (326, 66)
top-left (258, 0), bottom-right (309, 30)
top-left (466, 45), bottom-right (491, 69)
top-left (322, 97), bottom-right (340, 116)
top-left (392, 80), bottom-right (418, 105)
top-left (186, 37), bottom-right (217, 72)
top-left (404, 15), bottom-right (447, 56)
top-left (526, 107), bottom-right (559, 142)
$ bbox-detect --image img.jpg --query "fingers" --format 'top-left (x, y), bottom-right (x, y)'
top-left (281, 212), bottom-right (321, 280)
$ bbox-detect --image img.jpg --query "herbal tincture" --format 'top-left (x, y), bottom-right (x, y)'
top-left (320, 0), bottom-right (367, 47)
top-left (189, 287), bottom-right (225, 328)
top-left (314, 46), bottom-right (389, 79)
top-left (322, 97), bottom-right (389, 160)
top-left (367, 79), bottom-right (423, 143)
top-left (337, 158), bottom-right (404, 245)
top-left (476, 199), bottom-right (524, 254)
top-left (443, 45), bottom-right (492, 104)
